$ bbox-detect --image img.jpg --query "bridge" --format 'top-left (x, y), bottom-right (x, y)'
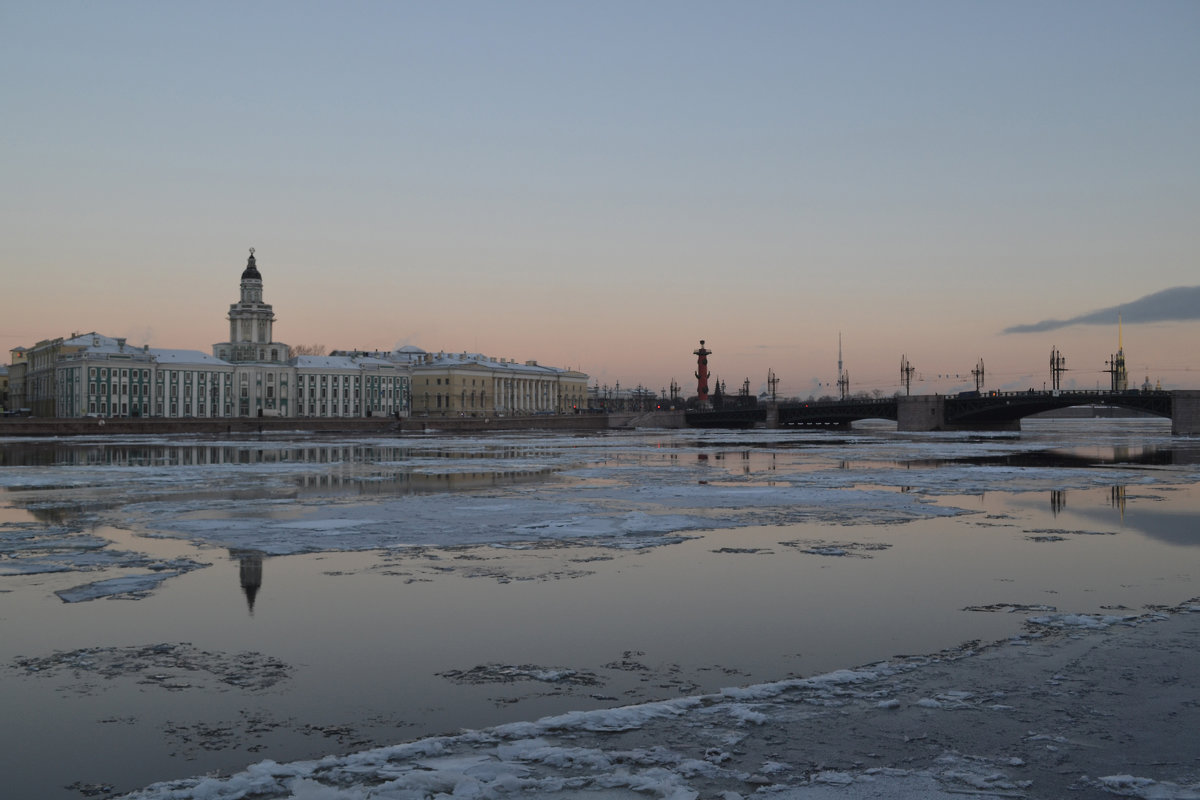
top-left (686, 389), bottom-right (1200, 435)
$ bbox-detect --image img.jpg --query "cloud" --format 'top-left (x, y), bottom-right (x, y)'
top-left (1002, 286), bottom-right (1200, 334)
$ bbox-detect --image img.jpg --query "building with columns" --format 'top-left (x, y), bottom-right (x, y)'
top-left (9, 250), bottom-right (587, 420)
top-left (404, 350), bottom-right (589, 417)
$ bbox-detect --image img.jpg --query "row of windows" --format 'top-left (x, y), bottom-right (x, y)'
top-left (55, 364), bottom-right (410, 417)
top-left (89, 367), bottom-right (152, 380)
top-left (78, 366), bottom-right (404, 387)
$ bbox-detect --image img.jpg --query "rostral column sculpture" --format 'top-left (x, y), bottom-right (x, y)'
top-left (694, 340), bottom-right (712, 405)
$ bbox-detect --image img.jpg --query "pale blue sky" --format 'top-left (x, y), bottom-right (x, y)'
top-left (4, 1), bottom-right (1198, 394)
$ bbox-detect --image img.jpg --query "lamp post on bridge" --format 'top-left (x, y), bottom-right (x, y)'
top-left (1050, 347), bottom-right (1067, 391)
top-left (900, 355), bottom-right (915, 396)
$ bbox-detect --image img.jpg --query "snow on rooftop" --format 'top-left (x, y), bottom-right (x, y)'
top-left (149, 348), bottom-right (227, 365)
top-left (291, 354), bottom-right (396, 369)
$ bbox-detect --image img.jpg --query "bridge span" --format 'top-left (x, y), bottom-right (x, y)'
top-left (686, 390), bottom-right (1200, 435)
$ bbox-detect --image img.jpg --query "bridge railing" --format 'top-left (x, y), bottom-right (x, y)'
top-left (952, 388), bottom-right (1170, 400)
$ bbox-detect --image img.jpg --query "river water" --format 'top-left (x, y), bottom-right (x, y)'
top-left (1, 419), bottom-right (1197, 798)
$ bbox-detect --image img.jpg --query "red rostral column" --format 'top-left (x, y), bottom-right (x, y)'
top-left (693, 339), bottom-right (712, 403)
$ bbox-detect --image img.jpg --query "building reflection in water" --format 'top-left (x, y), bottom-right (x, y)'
top-left (1110, 485), bottom-right (1127, 521)
top-left (1050, 489), bottom-right (1067, 516)
top-left (231, 549), bottom-right (264, 615)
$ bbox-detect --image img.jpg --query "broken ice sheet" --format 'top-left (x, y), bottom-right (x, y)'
top-left (55, 570), bottom-right (182, 603)
top-left (12, 642), bottom-right (292, 692)
top-left (780, 539), bottom-right (893, 558)
top-left (438, 663), bottom-right (603, 686)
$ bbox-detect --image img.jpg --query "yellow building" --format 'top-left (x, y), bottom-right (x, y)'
top-left (407, 351), bottom-right (589, 417)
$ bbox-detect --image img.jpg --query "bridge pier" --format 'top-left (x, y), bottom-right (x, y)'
top-left (1173, 391), bottom-right (1200, 435)
top-left (897, 396), bottom-right (944, 432)
top-left (897, 396), bottom-right (1020, 433)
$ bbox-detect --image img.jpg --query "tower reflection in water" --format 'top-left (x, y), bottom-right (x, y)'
top-left (1050, 489), bottom-right (1066, 516)
top-left (231, 550), bottom-right (264, 615)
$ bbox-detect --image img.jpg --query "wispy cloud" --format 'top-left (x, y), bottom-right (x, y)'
top-left (1002, 286), bottom-right (1200, 334)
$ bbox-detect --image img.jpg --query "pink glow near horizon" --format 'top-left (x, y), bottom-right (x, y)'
top-left (3, 4), bottom-right (1197, 393)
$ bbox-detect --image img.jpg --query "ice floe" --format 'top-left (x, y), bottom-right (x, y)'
top-left (13, 642), bottom-right (291, 693)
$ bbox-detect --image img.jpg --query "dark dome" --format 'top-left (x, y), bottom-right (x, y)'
top-left (241, 249), bottom-right (261, 280)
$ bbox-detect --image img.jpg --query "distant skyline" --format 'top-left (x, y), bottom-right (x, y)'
top-left (4, 1), bottom-right (1198, 396)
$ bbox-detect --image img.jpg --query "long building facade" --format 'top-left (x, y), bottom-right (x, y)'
top-left (405, 351), bottom-right (589, 417)
top-left (8, 251), bottom-right (588, 420)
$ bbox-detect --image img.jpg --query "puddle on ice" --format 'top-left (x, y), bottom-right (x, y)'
top-left (1, 419), bottom-right (1198, 798)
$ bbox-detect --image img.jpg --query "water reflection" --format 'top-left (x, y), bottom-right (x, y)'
top-left (1110, 485), bottom-right (1126, 520)
top-left (1048, 486), bottom-right (1128, 522)
top-left (232, 549), bottom-right (265, 615)
top-left (0, 440), bottom-right (559, 469)
top-left (292, 468), bottom-right (552, 496)
top-left (1050, 489), bottom-right (1067, 516)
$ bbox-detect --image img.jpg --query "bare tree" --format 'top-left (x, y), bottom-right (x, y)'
top-left (288, 344), bottom-right (327, 357)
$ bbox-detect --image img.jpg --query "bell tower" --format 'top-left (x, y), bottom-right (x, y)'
top-left (213, 249), bottom-right (289, 363)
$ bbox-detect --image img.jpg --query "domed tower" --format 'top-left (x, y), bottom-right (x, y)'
top-left (213, 249), bottom-right (289, 363)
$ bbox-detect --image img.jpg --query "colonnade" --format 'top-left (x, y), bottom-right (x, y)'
top-left (493, 376), bottom-right (557, 414)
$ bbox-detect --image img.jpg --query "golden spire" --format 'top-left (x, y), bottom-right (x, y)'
top-left (1118, 313), bottom-right (1123, 351)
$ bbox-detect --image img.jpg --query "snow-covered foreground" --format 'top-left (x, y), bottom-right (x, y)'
top-left (121, 606), bottom-right (1200, 800)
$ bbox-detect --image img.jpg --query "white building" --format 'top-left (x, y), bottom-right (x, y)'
top-left (39, 251), bottom-right (408, 419)
top-left (18, 250), bottom-right (586, 420)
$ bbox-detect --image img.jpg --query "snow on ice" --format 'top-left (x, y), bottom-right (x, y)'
top-left (115, 606), bottom-right (1200, 800)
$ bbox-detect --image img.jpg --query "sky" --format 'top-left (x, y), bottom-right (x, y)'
top-left (3, 1), bottom-right (1198, 397)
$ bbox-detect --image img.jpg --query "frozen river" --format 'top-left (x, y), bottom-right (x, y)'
top-left (1, 419), bottom-right (1198, 798)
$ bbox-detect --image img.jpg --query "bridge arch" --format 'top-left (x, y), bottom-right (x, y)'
top-left (943, 390), bottom-right (1172, 428)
